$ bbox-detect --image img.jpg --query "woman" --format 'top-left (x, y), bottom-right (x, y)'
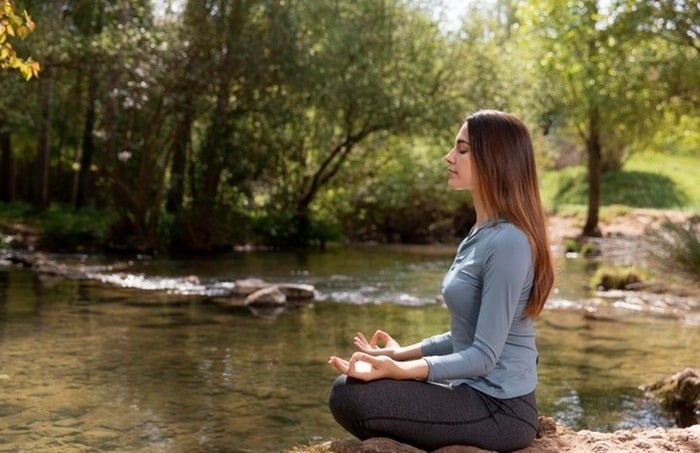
top-left (328, 110), bottom-right (555, 452)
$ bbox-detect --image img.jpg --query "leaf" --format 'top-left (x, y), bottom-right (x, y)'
top-left (19, 62), bottom-right (31, 80)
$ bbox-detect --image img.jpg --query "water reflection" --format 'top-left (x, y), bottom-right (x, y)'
top-left (0, 247), bottom-right (698, 452)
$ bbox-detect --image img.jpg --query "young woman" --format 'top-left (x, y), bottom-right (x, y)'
top-left (328, 110), bottom-right (555, 451)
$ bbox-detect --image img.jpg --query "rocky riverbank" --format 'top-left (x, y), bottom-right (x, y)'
top-left (290, 418), bottom-right (700, 453)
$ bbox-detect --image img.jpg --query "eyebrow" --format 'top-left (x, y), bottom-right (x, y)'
top-left (456, 139), bottom-right (470, 146)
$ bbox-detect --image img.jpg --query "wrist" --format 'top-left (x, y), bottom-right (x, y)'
top-left (394, 359), bottom-right (429, 380)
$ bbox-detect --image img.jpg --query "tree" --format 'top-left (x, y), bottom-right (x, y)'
top-left (257, 0), bottom-right (462, 246)
top-left (518, 0), bottom-right (672, 236)
top-left (0, 0), bottom-right (39, 80)
top-left (0, 0), bottom-right (39, 202)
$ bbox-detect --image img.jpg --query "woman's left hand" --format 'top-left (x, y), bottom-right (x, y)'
top-left (328, 352), bottom-right (396, 381)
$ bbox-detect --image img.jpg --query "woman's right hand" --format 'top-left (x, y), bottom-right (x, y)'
top-left (354, 330), bottom-right (401, 359)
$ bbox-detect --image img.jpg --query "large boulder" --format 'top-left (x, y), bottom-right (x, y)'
top-left (278, 283), bottom-right (315, 300)
top-left (646, 368), bottom-right (700, 427)
top-left (244, 285), bottom-right (286, 306)
top-left (232, 278), bottom-right (270, 296)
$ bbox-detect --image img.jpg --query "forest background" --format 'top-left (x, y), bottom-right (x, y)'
top-left (0, 0), bottom-right (698, 254)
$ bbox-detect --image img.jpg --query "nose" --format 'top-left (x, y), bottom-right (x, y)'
top-left (444, 148), bottom-right (455, 164)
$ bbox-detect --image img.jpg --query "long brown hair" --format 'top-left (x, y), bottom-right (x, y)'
top-left (466, 110), bottom-right (554, 317)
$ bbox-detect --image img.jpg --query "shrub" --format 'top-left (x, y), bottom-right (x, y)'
top-left (648, 217), bottom-right (700, 276)
top-left (39, 205), bottom-right (116, 252)
top-left (564, 237), bottom-right (597, 257)
top-left (590, 266), bottom-right (647, 291)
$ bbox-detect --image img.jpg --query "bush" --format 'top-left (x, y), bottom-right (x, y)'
top-left (564, 237), bottom-right (597, 257)
top-left (590, 265), bottom-right (647, 291)
top-left (648, 217), bottom-right (700, 276)
top-left (39, 205), bottom-right (116, 252)
top-left (334, 139), bottom-right (471, 243)
top-left (251, 209), bottom-right (342, 249)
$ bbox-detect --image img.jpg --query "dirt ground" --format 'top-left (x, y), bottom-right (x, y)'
top-left (546, 208), bottom-right (696, 244)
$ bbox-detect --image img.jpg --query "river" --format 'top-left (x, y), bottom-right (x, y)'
top-left (0, 245), bottom-right (697, 452)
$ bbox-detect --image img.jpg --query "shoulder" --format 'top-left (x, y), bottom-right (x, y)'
top-left (482, 222), bottom-right (533, 270)
top-left (488, 222), bottom-right (529, 250)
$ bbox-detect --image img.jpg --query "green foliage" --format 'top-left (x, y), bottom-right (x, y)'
top-left (333, 138), bottom-right (471, 243)
top-left (0, 0), bottom-right (40, 79)
top-left (1, 0), bottom-right (698, 251)
top-left (564, 238), bottom-right (596, 257)
top-left (649, 218), bottom-right (700, 276)
top-left (251, 209), bottom-right (341, 249)
top-left (590, 266), bottom-right (647, 291)
top-left (0, 201), bottom-right (32, 221)
top-left (39, 204), bottom-right (116, 252)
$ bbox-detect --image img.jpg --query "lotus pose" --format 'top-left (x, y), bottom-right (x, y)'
top-left (328, 110), bottom-right (555, 452)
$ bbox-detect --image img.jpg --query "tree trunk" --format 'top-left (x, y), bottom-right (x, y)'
top-left (0, 125), bottom-right (14, 203)
top-left (582, 107), bottom-right (602, 237)
top-left (75, 2), bottom-right (104, 208)
top-left (35, 67), bottom-right (54, 209)
top-left (166, 109), bottom-right (192, 214)
top-left (75, 65), bottom-right (99, 208)
top-left (293, 201), bottom-right (313, 247)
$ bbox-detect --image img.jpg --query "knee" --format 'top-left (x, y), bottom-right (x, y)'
top-left (329, 375), bottom-right (368, 425)
top-left (328, 374), bottom-right (350, 416)
top-left (328, 375), bottom-right (369, 439)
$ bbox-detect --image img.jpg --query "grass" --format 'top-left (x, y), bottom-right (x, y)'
top-left (648, 217), bottom-right (700, 276)
top-left (540, 151), bottom-right (700, 213)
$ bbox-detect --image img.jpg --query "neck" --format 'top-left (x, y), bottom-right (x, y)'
top-left (472, 192), bottom-right (491, 225)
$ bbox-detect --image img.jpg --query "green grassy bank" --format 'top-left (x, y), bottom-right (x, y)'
top-left (540, 151), bottom-right (700, 215)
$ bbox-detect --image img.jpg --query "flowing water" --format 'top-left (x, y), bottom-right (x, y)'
top-left (0, 245), bottom-right (697, 452)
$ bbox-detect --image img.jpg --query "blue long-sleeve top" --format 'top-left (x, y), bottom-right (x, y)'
top-left (421, 220), bottom-right (538, 398)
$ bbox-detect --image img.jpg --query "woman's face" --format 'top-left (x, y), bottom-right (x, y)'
top-left (444, 122), bottom-right (477, 191)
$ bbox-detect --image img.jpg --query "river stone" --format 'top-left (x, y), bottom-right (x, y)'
top-left (277, 283), bottom-right (315, 300)
top-left (647, 367), bottom-right (700, 427)
top-left (327, 437), bottom-right (427, 453)
top-left (232, 278), bottom-right (269, 296)
top-left (245, 285), bottom-right (286, 306)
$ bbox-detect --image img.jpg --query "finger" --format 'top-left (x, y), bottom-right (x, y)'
top-left (370, 329), bottom-right (389, 347)
top-left (353, 333), bottom-right (370, 349)
top-left (328, 356), bottom-right (349, 374)
top-left (355, 332), bottom-right (369, 347)
top-left (351, 351), bottom-right (374, 363)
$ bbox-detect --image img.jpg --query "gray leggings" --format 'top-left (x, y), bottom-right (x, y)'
top-left (328, 375), bottom-right (538, 452)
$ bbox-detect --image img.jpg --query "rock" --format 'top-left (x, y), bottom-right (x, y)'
top-left (233, 278), bottom-right (270, 296)
top-left (278, 283), bottom-right (315, 300)
top-left (646, 368), bottom-right (700, 427)
top-left (432, 445), bottom-right (493, 452)
top-left (245, 285), bottom-right (286, 306)
top-left (293, 417), bottom-right (700, 452)
top-left (328, 437), bottom-right (426, 453)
